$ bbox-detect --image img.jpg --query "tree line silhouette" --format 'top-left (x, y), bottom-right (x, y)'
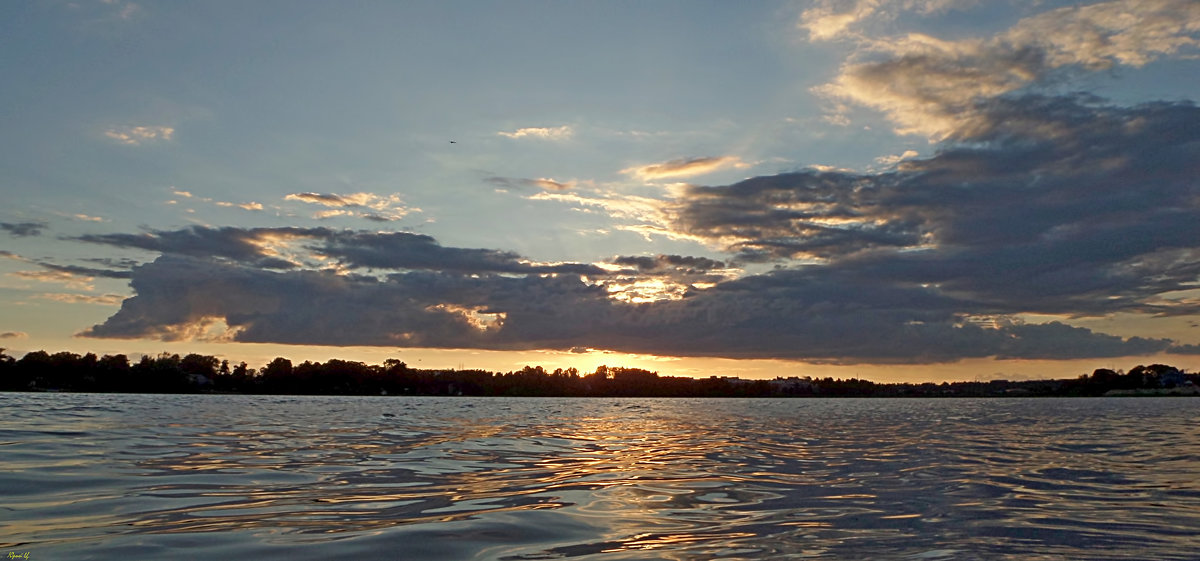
top-left (0, 348), bottom-right (1195, 397)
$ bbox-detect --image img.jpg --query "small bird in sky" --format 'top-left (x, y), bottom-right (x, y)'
top-left (449, 140), bottom-right (457, 144)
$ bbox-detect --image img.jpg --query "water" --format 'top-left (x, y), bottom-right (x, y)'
top-left (1, 394), bottom-right (1197, 560)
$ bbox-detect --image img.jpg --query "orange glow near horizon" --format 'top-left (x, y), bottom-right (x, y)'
top-left (7, 333), bottom-right (1199, 384)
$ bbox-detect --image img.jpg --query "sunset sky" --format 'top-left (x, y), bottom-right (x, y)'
top-left (2, 0), bottom-right (1199, 382)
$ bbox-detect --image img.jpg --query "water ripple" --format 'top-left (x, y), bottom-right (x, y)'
top-left (1, 394), bottom-right (1197, 560)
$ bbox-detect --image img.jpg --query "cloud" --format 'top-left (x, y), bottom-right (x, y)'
top-left (0, 331), bottom-right (27, 340)
top-left (800, 0), bottom-right (883, 41)
top-left (168, 188), bottom-right (263, 213)
top-left (497, 126), bottom-right (574, 140)
top-left (67, 2), bottom-right (1200, 364)
top-left (11, 270), bottom-right (95, 291)
top-left (610, 254), bottom-right (727, 275)
top-left (81, 254), bottom-right (617, 347)
top-left (669, 95), bottom-right (1200, 319)
top-left (34, 262), bottom-right (132, 280)
top-left (77, 163), bottom-right (1191, 363)
top-left (81, 252), bottom-right (1168, 363)
top-left (799, 0), bottom-right (971, 42)
top-left (284, 192), bottom-right (411, 221)
top-left (77, 226), bottom-right (300, 268)
top-left (0, 222), bottom-right (46, 237)
top-left (311, 230), bottom-right (609, 276)
top-left (37, 293), bottom-right (125, 305)
top-left (529, 190), bottom-right (673, 228)
top-left (286, 193), bottom-right (354, 207)
top-left (215, 201), bottom-right (264, 211)
top-left (104, 125), bottom-right (174, 145)
top-left (99, 0), bottom-right (140, 21)
top-left (623, 156), bottom-right (748, 181)
top-left (485, 176), bottom-right (576, 192)
top-left (75, 225), bottom-right (610, 277)
top-left (874, 150), bottom-right (920, 166)
top-left (816, 0), bottom-right (1200, 137)
top-left (1168, 343), bottom-right (1200, 355)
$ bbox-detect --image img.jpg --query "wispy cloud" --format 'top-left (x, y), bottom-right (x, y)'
top-left (168, 188), bottom-right (262, 213)
top-left (622, 156), bottom-right (748, 181)
top-left (37, 293), bottom-right (125, 306)
top-left (100, 0), bottom-right (140, 21)
top-left (799, 0), bottom-right (967, 42)
top-left (104, 125), bottom-right (174, 145)
top-left (0, 331), bottom-right (28, 340)
top-left (0, 222), bottom-right (47, 237)
top-left (799, 0), bottom-right (883, 41)
top-left (12, 270), bottom-right (95, 291)
top-left (874, 149), bottom-right (920, 166)
top-left (497, 125), bottom-right (574, 140)
top-left (529, 190), bottom-right (671, 227)
top-left (485, 176), bottom-right (577, 192)
top-left (216, 201), bottom-right (264, 211)
top-left (285, 192), bottom-right (412, 221)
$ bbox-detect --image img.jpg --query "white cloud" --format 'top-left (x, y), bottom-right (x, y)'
top-left (874, 149), bottom-right (920, 166)
top-left (284, 192), bottom-right (412, 221)
top-left (622, 156), bottom-right (748, 181)
top-left (104, 125), bottom-right (174, 145)
top-left (215, 201), bottom-right (264, 211)
top-left (497, 125), bottom-right (574, 140)
top-left (799, 0), bottom-right (974, 42)
top-left (800, 0), bottom-right (883, 41)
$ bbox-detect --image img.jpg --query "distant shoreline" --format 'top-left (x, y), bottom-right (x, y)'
top-left (2, 349), bottom-right (1196, 398)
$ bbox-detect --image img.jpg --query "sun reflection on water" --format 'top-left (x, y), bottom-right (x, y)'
top-left (2, 394), bottom-right (1199, 560)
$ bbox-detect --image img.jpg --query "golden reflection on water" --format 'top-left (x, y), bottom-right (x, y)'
top-left (4, 395), bottom-right (1200, 560)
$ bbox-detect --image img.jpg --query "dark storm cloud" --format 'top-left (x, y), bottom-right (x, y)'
top-left (1, 222), bottom-right (47, 237)
top-left (670, 96), bottom-right (1200, 316)
top-left (81, 254), bottom-right (616, 348)
top-left (1167, 343), bottom-right (1200, 355)
top-left (313, 230), bottom-right (608, 276)
top-left (76, 226), bottom-right (302, 268)
top-left (607, 254), bottom-right (730, 287)
top-left (78, 94), bottom-right (1200, 363)
top-left (82, 255), bottom-right (1169, 363)
top-left (35, 262), bottom-right (132, 279)
top-left (611, 254), bottom-right (726, 274)
top-left (671, 170), bottom-right (919, 261)
top-left (76, 225), bottom-right (612, 277)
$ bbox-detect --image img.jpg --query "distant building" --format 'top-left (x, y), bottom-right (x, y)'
top-left (770, 377), bottom-right (814, 393)
top-left (1159, 368), bottom-right (1188, 388)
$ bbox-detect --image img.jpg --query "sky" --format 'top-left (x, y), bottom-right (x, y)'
top-left (2, 0), bottom-right (1200, 382)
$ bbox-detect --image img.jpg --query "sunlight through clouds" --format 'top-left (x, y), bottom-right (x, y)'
top-left (622, 156), bottom-right (749, 182)
top-left (284, 192), bottom-right (413, 221)
top-left (4, 2), bottom-right (1200, 378)
top-left (814, 0), bottom-right (1200, 138)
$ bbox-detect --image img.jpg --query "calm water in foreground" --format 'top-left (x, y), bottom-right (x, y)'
top-left (1, 394), bottom-right (1197, 560)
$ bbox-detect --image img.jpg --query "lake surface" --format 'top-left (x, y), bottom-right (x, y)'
top-left (1, 393), bottom-right (1197, 560)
